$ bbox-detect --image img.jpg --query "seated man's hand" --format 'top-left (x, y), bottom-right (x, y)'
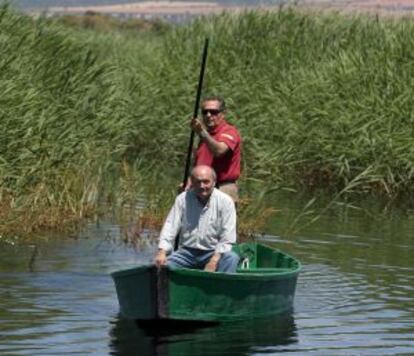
top-left (204, 253), bottom-right (221, 272)
top-left (154, 249), bottom-right (167, 268)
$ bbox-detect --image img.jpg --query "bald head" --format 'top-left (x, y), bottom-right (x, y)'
top-left (191, 165), bottom-right (216, 182)
top-left (190, 165), bottom-right (216, 201)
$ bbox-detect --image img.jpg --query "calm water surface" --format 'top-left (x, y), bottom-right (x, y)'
top-left (0, 196), bottom-right (413, 355)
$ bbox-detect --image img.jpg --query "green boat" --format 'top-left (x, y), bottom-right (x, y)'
top-left (111, 242), bottom-right (301, 322)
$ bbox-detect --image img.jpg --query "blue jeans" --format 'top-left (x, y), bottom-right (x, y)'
top-left (167, 247), bottom-right (240, 273)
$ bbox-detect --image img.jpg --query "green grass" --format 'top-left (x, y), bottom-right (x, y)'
top-left (1, 5), bottom-right (413, 235)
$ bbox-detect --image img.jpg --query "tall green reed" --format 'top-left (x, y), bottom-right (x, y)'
top-left (1, 6), bottom-right (414, 236)
top-left (151, 9), bottom-right (414, 201)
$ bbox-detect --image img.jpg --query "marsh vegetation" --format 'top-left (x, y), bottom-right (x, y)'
top-left (1, 5), bottom-right (413, 237)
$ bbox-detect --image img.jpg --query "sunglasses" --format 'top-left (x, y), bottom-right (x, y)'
top-left (202, 109), bottom-right (222, 116)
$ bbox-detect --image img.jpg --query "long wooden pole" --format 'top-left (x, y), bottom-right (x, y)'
top-left (181, 38), bottom-right (209, 190)
top-left (174, 38), bottom-right (209, 252)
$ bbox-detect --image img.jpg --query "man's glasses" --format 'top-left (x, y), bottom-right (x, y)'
top-left (202, 109), bottom-right (221, 116)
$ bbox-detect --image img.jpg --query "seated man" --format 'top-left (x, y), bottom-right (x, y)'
top-left (154, 165), bottom-right (239, 273)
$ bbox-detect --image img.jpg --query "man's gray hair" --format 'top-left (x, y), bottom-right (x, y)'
top-left (202, 95), bottom-right (226, 112)
top-left (210, 167), bottom-right (217, 181)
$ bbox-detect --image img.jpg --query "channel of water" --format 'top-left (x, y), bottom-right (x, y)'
top-left (0, 193), bottom-right (413, 355)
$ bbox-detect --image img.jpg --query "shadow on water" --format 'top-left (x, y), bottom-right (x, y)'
top-left (109, 312), bottom-right (297, 355)
top-left (135, 319), bottom-right (220, 336)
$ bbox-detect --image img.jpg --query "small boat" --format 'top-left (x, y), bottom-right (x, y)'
top-left (111, 242), bottom-right (301, 322)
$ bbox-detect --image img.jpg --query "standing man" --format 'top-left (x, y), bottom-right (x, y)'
top-left (190, 96), bottom-right (241, 202)
top-left (154, 165), bottom-right (239, 273)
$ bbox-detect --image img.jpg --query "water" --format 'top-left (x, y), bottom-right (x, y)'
top-left (0, 197), bottom-right (413, 355)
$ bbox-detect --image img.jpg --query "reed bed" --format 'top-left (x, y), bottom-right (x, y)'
top-left (1, 5), bottom-right (414, 235)
top-left (102, 8), bottom-right (414, 199)
top-left (154, 10), bottom-right (414, 199)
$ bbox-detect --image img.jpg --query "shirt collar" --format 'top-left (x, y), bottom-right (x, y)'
top-left (190, 188), bottom-right (216, 207)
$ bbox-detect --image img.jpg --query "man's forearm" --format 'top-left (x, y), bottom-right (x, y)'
top-left (204, 252), bottom-right (221, 272)
top-left (210, 252), bottom-right (221, 263)
top-left (200, 129), bottom-right (228, 157)
top-left (158, 196), bottom-right (183, 252)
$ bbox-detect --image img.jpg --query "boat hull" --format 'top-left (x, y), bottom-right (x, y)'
top-left (111, 243), bottom-right (301, 322)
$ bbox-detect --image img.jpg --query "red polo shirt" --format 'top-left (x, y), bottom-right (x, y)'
top-left (195, 120), bottom-right (241, 183)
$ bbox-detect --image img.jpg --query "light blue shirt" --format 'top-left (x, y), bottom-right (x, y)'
top-left (158, 188), bottom-right (237, 254)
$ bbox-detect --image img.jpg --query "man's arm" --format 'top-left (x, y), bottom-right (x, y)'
top-left (204, 197), bottom-right (237, 272)
top-left (199, 128), bottom-right (229, 157)
top-left (154, 249), bottom-right (167, 267)
top-left (204, 252), bottom-right (222, 272)
top-left (191, 118), bottom-right (229, 157)
top-left (154, 194), bottom-right (184, 265)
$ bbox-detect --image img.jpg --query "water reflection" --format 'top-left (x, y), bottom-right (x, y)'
top-left (1, 197), bottom-right (414, 355)
top-left (109, 313), bottom-right (297, 355)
